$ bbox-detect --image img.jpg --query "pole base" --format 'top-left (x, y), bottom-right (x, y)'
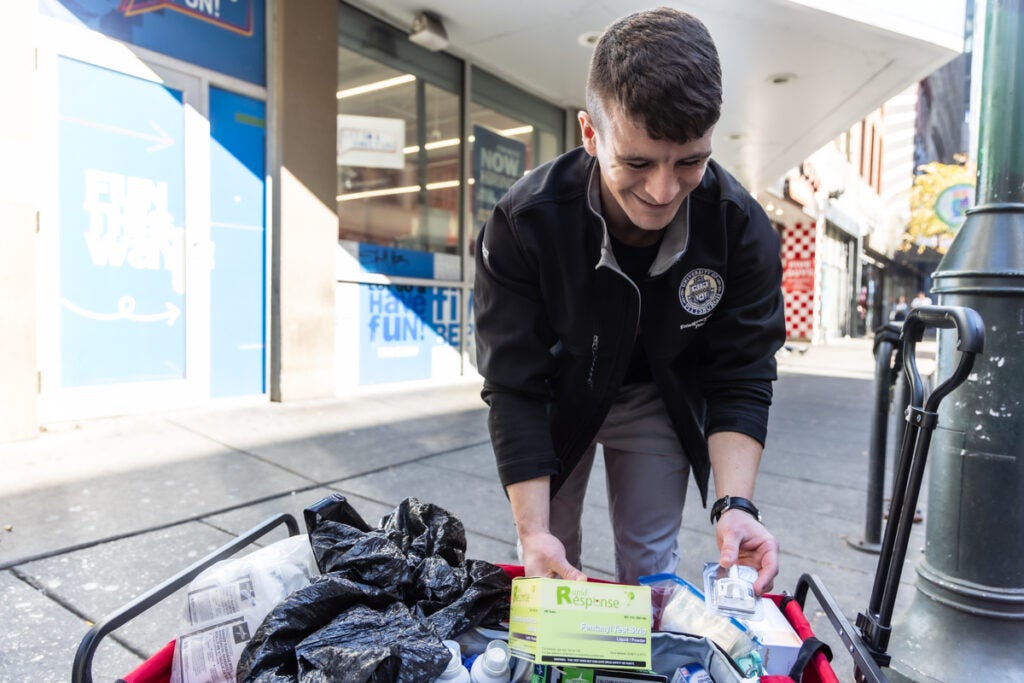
top-left (888, 589), bottom-right (1024, 683)
top-left (845, 536), bottom-right (882, 555)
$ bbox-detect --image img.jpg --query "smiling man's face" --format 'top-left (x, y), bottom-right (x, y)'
top-left (580, 101), bottom-right (713, 246)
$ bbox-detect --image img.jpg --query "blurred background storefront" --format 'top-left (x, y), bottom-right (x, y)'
top-left (0, 0), bottom-right (967, 440)
top-left (333, 7), bottom-right (565, 388)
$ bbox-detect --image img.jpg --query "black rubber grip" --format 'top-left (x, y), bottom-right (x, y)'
top-left (903, 305), bottom-right (984, 354)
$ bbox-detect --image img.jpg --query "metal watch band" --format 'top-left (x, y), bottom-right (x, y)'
top-left (710, 495), bottom-right (762, 524)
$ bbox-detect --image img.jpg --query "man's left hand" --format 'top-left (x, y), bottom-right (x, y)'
top-left (715, 508), bottom-right (779, 595)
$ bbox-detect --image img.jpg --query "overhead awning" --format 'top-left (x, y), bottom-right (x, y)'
top-left (347, 0), bottom-right (965, 191)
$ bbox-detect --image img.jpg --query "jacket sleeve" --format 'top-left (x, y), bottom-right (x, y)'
top-left (474, 204), bottom-right (561, 489)
top-left (696, 198), bottom-right (786, 446)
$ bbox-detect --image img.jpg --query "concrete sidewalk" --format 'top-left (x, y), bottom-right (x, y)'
top-left (1, 337), bottom-right (935, 682)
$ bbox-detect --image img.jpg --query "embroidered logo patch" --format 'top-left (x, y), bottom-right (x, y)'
top-left (678, 268), bottom-right (725, 316)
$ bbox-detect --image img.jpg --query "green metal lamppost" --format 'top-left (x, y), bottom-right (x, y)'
top-left (888, 0), bottom-right (1024, 680)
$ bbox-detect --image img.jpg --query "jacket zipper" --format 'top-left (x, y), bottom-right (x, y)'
top-left (600, 260), bottom-right (643, 355)
top-left (567, 263), bottom-right (641, 466)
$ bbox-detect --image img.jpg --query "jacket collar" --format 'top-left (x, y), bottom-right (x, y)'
top-left (585, 159), bottom-right (689, 277)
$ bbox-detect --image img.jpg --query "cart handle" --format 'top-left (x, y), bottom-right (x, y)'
top-left (901, 304), bottom-right (984, 354)
top-left (900, 305), bottom-right (984, 412)
top-left (72, 513), bottom-right (300, 683)
top-left (857, 305), bottom-right (984, 663)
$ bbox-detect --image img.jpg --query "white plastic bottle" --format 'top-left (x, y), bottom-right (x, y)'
top-left (469, 640), bottom-right (511, 683)
top-left (434, 640), bottom-right (471, 683)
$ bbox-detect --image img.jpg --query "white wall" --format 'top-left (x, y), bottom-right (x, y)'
top-left (0, 0), bottom-right (38, 441)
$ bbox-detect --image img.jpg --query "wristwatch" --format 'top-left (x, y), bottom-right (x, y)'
top-left (710, 495), bottom-right (762, 524)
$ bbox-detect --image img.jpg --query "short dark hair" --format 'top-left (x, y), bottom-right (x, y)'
top-left (586, 7), bottom-right (722, 143)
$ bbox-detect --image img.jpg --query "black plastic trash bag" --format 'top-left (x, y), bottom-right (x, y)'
top-left (237, 495), bottom-right (511, 683)
top-left (294, 602), bottom-right (450, 682)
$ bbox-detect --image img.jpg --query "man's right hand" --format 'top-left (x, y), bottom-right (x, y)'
top-left (508, 476), bottom-right (588, 581)
top-left (520, 530), bottom-right (588, 581)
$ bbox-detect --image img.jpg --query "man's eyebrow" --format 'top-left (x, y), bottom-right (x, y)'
top-left (616, 154), bottom-right (653, 163)
top-left (681, 150), bottom-right (713, 163)
top-left (616, 150), bottom-right (713, 164)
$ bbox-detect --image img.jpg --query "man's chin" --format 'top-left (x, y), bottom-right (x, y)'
top-left (629, 205), bottom-right (679, 230)
top-left (629, 216), bottom-right (673, 232)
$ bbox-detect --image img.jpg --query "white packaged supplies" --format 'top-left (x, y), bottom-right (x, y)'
top-left (169, 534), bottom-right (319, 683)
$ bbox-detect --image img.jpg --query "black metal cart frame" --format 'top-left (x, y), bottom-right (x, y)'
top-left (72, 512), bottom-right (301, 683)
top-left (790, 305), bottom-right (985, 683)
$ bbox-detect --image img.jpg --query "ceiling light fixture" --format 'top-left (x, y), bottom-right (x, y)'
top-left (337, 74), bottom-right (415, 99)
top-left (337, 179), bottom-right (461, 202)
top-left (403, 138), bottom-right (462, 155)
top-left (501, 125), bottom-right (535, 137)
top-left (402, 126), bottom-right (535, 155)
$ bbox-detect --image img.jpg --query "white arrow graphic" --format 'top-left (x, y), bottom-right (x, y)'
top-left (61, 296), bottom-right (181, 326)
top-left (60, 116), bottom-right (175, 153)
top-left (143, 121), bottom-right (174, 153)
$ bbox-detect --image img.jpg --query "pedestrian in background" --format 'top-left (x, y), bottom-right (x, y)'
top-left (910, 291), bottom-right (932, 309)
top-left (474, 7), bottom-right (784, 593)
top-left (891, 295), bottom-right (909, 321)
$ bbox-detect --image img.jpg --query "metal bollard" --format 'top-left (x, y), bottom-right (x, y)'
top-left (849, 322), bottom-right (903, 554)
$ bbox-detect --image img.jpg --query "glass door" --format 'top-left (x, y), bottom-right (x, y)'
top-left (39, 57), bottom-right (211, 419)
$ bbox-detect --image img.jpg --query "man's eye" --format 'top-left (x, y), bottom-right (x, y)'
top-left (626, 162), bottom-right (648, 169)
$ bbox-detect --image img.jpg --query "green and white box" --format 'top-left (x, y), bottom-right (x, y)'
top-left (509, 577), bottom-right (652, 670)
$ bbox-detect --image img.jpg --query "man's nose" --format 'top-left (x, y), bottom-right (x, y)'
top-left (646, 166), bottom-right (678, 204)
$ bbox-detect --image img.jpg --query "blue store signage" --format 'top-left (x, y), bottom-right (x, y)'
top-left (472, 124), bottom-right (526, 230)
top-left (58, 57), bottom-right (187, 387)
top-left (44, 0), bottom-right (266, 85)
top-left (356, 243), bottom-right (434, 279)
top-left (359, 284), bottom-right (461, 385)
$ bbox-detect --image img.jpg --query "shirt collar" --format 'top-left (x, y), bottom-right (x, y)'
top-left (586, 161), bottom-right (690, 277)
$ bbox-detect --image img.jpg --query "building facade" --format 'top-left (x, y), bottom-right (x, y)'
top-left (772, 1), bottom-right (974, 344)
top-left (0, 0), bottom-right (964, 441)
top-left (773, 83), bottom-right (970, 344)
top-left (1, 0), bottom-right (574, 441)
top-left (333, 7), bottom-right (567, 390)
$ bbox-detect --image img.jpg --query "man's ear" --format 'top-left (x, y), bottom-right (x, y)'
top-left (579, 110), bottom-right (598, 157)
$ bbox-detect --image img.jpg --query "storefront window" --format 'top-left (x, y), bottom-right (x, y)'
top-left (337, 46), bottom-right (461, 256)
top-left (334, 4), bottom-right (567, 387)
top-left (465, 67), bottom-right (564, 282)
top-left (469, 103), bottom-right (559, 240)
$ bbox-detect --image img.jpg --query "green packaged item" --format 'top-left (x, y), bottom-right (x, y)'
top-left (509, 578), bottom-right (652, 670)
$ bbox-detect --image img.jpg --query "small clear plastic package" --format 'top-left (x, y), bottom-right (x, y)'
top-left (702, 563), bottom-right (763, 621)
top-left (639, 573), bottom-right (763, 678)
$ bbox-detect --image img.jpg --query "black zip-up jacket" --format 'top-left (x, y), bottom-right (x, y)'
top-left (473, 147), bottom-right (785, 506)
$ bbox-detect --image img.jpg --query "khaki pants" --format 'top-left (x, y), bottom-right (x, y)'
top-left (549, 382), bottom-right (690, 584)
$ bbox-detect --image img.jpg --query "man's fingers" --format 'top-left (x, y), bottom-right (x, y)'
top-left (520, 534), bottom-right (587, 581)
top-left (550, 558), bottom-right (588, 581)
top-left (753, 543), bottom-right (780, 595)
top-left (561, 565), bottom-right (588, 582)
top-left (718, 535), bottom-right (740, 568)
top-left (754, 572), bottom-right (775, 595)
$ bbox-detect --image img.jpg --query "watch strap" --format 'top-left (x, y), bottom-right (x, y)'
top-left (710, 495), bottom-right (762, 524)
